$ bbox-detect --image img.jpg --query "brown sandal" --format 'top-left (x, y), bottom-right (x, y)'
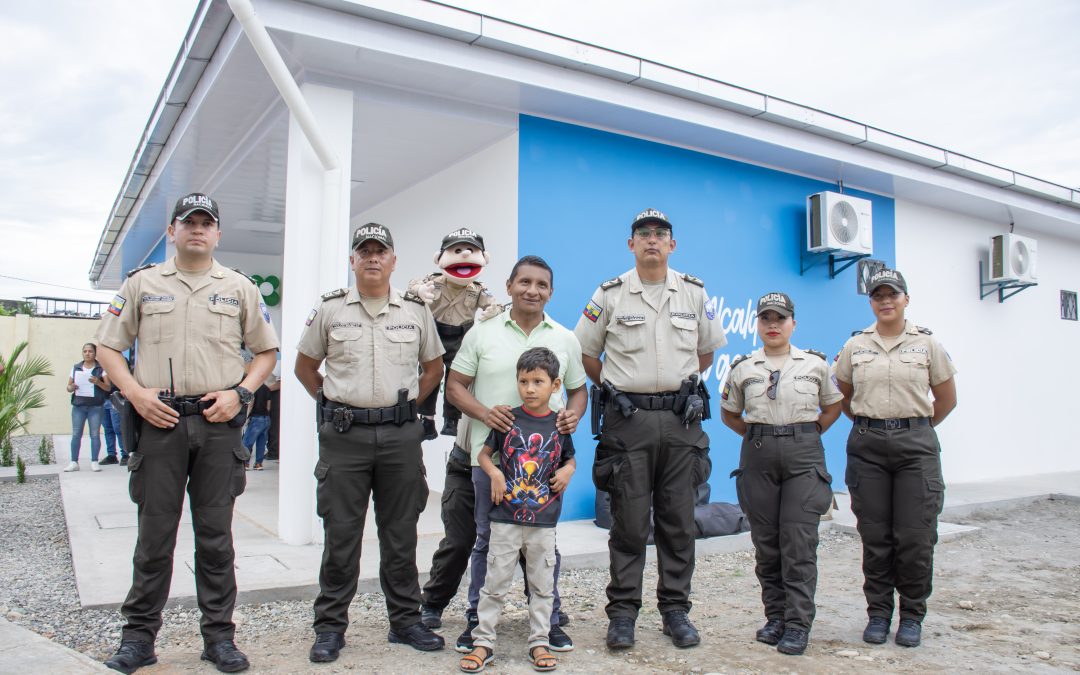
top-left (459, 646), bottom-right (494, 672)
top-left (529, 645), bottom-right (557, 671)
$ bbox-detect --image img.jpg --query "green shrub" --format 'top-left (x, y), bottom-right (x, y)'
top-left (15, 456), bottom-right (26, 483)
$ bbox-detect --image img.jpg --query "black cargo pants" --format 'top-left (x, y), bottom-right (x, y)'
top-left (313, 419), bottom-right (429, 633)
top-left (420, 444), bottom-right (476, 612)
top-left (592, 404), bottom-right (711, 619)
top-left (845, 421), bottom-right (945, 622)
top-left (121, 416), bottom-right (248, 645)
top-left (731, 424), bottom-right (833, 631)
top-left (418, 322), bottom-right (470, 423)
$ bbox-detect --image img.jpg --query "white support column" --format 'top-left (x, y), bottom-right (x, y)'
top-left (279, 83), bottom-right (353, 545)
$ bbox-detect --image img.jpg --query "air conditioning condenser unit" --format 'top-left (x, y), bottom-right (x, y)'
top-left (989, 233), bottom-right (1037, 283)
top-left (807, 191), bottom-right (873, 255)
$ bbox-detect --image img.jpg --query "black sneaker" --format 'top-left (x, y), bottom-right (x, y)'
top-left (863, 616), bottom-right (890, 644)
top-left (557, 610), bottom-right (570, 627)
top-left (606, 616), bottom-right (635, 650)
top-left (100, 455), bottom-right (119, 465)
top-left (895, 618), bottom-right (922, 647)
top-left (104, 640), bottom-right (157, 674)
top-left (755, 618), bottom-right (785, 645)
top-left (440, 418), bottom-right (459, 437)
top-left (548, 625), bottom-right (573, 652)
top-left (388, 622), bottom-right (445, 651)
top-left (200, 639), bottom-right (250, 672)
top-left (421, 604), bottom-right (443, 629)
top-left (661, 610), bottom-right (700, 648)
top-left (119, 455), bottom-right (129, 466)
top-left (776, 627), bottom-right (809, 655)
top-left (455, 614), bottom-right (480, 653)
top-left (421, 417), bottom-right (438, 441)
top-left (309, 632), bottom-right (345, 663)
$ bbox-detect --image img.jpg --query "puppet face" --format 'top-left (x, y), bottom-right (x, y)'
top-left (435, 243), bottom-right (490, 287)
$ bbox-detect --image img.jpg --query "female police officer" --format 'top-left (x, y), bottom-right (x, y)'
top-left (833, 269), bottom-right (957, 648)
top-left (720, 292), bottom-right (842, 655)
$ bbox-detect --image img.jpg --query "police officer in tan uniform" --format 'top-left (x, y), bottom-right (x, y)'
top-left (575, 208), bottom-right (727, 650)
top-left (97, 193), bottom-right (279, 674)
top-left (720, 292), bottom-right (842, 656)
top-left (295, 223), bottom-right (446, 662)
top-left (833, 269), bottom-right (957, 649)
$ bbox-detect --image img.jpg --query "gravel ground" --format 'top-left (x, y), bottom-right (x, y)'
top-left (2, 477), bottom-right (1079, 673)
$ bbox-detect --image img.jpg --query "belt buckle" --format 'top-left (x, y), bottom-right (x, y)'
top-left (774, 425), bottom-right (791, 436)
top-left (885, 418), bottom-right (900, 430)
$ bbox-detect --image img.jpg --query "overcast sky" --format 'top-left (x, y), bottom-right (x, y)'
top-left (2, 0), bottom-right (1077, 300)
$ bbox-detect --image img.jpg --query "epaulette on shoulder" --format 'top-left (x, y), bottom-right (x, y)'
top-left (230, 267), bottom-right (256, 285)
top-left (681, 273), bottom-right (705, 288)
top-left (403, 291), bottom-right (425, 305)
top-left (126, 262), bottom-right (156, 278)
top-left (729, 353), bottom-right (753, 370)
top-left (600, 276), bottom-right (623, 291)
top-left (321, 288), bottom-right (348, 302)
top-left (851, 329), bottom-right (866, 337)
top-left (805, 349), bottom-right (827, 361)
top-left (917, 326), bottom-right (933, 335)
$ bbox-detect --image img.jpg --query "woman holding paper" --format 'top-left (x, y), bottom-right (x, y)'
top-left (65, 343), bottom-right (111, 472)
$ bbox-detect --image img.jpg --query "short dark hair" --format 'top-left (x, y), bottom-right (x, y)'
top-left (516, 347), bottom-right (560, 381)
top-left (508, 255), bottom-right (554, 287)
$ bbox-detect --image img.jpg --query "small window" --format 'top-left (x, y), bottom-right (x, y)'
top-left (1061, 291), bottom-right (1077, 321)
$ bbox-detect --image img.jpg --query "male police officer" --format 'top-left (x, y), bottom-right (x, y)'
top-left (97, 193), bottom-right (279, 673)
top-left (575, 209), bottom-right (726, 650)
top-left (295, 223), bottom-right (446, 662)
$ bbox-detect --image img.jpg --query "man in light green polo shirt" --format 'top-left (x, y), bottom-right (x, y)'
top-left (436, 255), bottom-right (587, 654)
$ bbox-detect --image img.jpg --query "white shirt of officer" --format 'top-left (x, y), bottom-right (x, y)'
top-left (297, 286), bottom-right (442, 409)
top-left (721, 347), bottom-right (842, 425)
top-left (576, 266), bottom-right (726, 393)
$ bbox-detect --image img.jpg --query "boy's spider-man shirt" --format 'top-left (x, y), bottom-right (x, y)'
top-left (484, 407), bottom-right (575, 528)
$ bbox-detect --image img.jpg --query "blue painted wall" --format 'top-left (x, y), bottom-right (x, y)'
top-left (518, 115), bottom-right (895, 521)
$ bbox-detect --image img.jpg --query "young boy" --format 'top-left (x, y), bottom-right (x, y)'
top-left (460, 348), bottom-right (576, 673)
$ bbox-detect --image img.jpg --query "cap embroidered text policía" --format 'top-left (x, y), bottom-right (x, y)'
top-left (757, 292), bottom-right (794, 317)
top-left (173, 193), bottom-right (220, 222)
top-left (351, 222), bottom-right (394, 250)
top-left (440, 228), bottom-right (485, 252)
top-left (867, 268), bottom-right (907, 294)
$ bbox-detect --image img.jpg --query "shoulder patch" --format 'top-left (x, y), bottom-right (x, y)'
top-left (681, 273), bottom-right (705, 287)
top-left (125, 262), bottom-right (157, 278)
top-left (321, 288), bottom-right (348, 302)
top-left (230, 267), bottom-right (256, 285)
top-left (403, 291), bottom-right (426, 305)
top-left (805, 349), bottom-right (827, 361)
top-left (729, 353), bottom-right (753, 370)
top-left (917, 326), bottom-right (933, 335)
top-left (600, 277), bottom-right (623, 291)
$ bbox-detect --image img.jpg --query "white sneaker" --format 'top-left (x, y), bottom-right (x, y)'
top-left (91, 461), bottom-right (101, 472)
top-left (64, 461), bottom-right (79, 472)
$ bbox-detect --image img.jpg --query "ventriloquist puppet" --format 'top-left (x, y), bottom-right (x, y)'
top-left (408, 228), bottom-right (501, 439)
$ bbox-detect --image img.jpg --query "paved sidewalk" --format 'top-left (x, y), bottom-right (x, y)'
top-left (0, 617), bottom-right (109, 673)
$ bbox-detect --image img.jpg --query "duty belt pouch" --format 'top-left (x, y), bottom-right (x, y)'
top-left (227, 407), bottom-right (248, 429)
top-left (332, 407), bottom-right (353, 433)
top-left (110, 391), bottom-right (141, 456)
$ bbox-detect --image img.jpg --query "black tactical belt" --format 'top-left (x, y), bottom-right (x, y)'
top-left (436, 321), bottom-right (473, 339)
top-left (169, 396), bottom-right (213, 417)
top-left (623, 392), bottom-right (680, 410)
top-left (855, 416), bottom-right (931, 430)
top-left (322, 400), bottom-right (417, 425)
top-left (749, 422), bottom-right (818, 437)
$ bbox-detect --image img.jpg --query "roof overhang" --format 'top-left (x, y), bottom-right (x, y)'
top-left (90, 0), bottom-right (1080, 287)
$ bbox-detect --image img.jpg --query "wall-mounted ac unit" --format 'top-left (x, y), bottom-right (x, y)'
top-left (807, 191), bottom-right (873, 255)
top-left (989, 233), bottom-right (1037, 283)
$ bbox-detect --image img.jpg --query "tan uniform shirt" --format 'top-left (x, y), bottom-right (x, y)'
top-left (407, 273), bottom-right (499, 326)
top-left (574, 268), bottom-right (727, 393)
top-left (297, 286), bottom-right (444, 408)
top-left (720, 346), bottom-right (842, 424)
top-left (95, 257), bottom-right (280, 396)
top-left (834, 320), bottom-right (957, 419)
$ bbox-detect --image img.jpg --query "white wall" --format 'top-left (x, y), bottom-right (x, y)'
top-left (896, 199), bottom-right (1080, 483)
top-left (351, 131), bottom-right (519, 488)
top-left (214, 250), bottom-right (284, 338)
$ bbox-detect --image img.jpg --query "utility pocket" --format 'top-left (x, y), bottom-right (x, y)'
top-left (314, 459), bottom-right (331, 520)
top-left (729, 467), bottom-right (747, 514)
top-left (231, 446), bottom-right (249, 497)
top-left (609, 318), bottom-right (646, 353)
top-left (385, 327), bottom-right (419, 365)
top-left (592, 444), bottom-right (624, 493)
top-left (802, 465), bottom-right (835, 515)
top-left (670, 316), bottom-right (697, 353)
top-left (141, 301), bottom-right (175, 344)
top-left (690, 437), bottom-right (711, 488)
top-left (923, 476), bottom-right (946, 523)
top-left (127, 452), bottom-right (145, 505)
top-left (328, 328), bottom-right (363, 363)
top-left (207, 300), bottom-right (241, 344)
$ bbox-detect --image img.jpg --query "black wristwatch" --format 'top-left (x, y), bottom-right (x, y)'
top-left (233, 386), bottom-right (254, 406)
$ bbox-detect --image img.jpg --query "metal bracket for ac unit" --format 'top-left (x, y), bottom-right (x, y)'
top-left (979, 260), bottom-right (1037, 303)
top-left (800, 250), bottom-right (870, 278)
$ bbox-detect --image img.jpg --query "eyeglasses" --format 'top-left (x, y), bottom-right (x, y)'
top-left (767, 370), bottom-right (780, 400)
top-left (633, 227), bottom-right (671, 240)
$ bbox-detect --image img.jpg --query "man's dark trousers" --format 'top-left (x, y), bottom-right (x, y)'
top-left (421, 444), bottom-right (476, 612)
top-left (313, 419), bottom-right (429, 633)
top-left (121, 416), bottom-right (247, 645)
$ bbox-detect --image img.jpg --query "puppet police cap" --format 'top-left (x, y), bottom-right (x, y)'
top-left (630, 208), bottom-right (673, 232)
top-left (440, 228), bottom-right (485, 252)
top-left (352, 222), bottom-right (394, 250)
top-left (757, 292), bottom-right (795, 317)
top-left (173, 193), bottom-right (220, 222)
top-left (867, 268), bottom-right (908, 294)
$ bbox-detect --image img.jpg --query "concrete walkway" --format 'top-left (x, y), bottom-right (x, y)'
top-left (2, 432), bottom-right (1078, 670)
